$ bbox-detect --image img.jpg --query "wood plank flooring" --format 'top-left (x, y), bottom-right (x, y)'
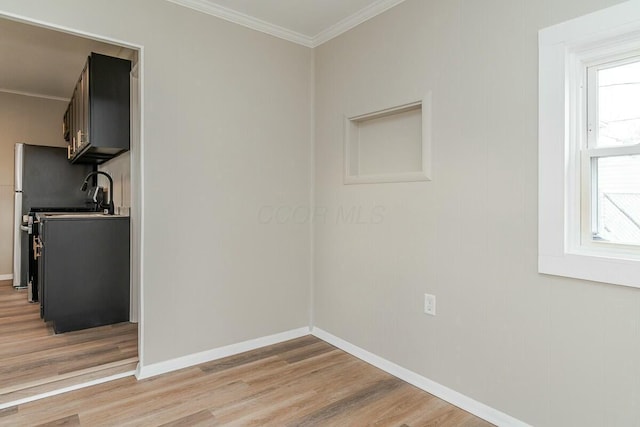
top-left (0, 280), bottom-right (138, 404)
top-left (0, 334), bottom-right (493, 426)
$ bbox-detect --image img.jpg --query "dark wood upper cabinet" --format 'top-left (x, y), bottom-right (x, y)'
top-left (64, 53), bottom-right (131, 164)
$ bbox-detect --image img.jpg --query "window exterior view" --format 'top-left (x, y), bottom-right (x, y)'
top-left (588, 58), bottom-right (640, 246)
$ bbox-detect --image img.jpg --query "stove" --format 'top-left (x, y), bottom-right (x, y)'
top-left (25, 207), bottom-right (96, 303)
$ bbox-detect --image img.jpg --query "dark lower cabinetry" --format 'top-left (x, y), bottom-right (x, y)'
top-left (38, 216), bottom-right (130, 333)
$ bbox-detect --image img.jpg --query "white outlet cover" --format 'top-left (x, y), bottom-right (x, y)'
top-left (424, 293), bottom-right (436, 316)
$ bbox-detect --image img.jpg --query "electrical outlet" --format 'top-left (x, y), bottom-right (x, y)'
top-left (424, 293), bottom-right (436, 316)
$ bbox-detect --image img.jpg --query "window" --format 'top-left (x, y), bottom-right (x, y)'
top-left (539, 2), bottom-right (640, 288)
top-left (583, 56), bottom-right (640, 250)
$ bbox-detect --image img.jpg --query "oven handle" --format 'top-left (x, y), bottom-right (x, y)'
top-left (33, 236), bottom-right (43, 260)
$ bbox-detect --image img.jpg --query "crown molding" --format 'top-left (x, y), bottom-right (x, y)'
top-left (311, 0), bottom-right (407, 47)
top-left (166, 0), bottom-right (407, 48)
top-left (166, 0), bottom-right (314, 47)
top-left (0, 88), bottom-right (69, 102)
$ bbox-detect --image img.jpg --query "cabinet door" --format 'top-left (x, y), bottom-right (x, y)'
top-left (67, 96), bottom-right (74, 157)
top-left (42, 218), bottom-right (130, 333)
top-left (78, 62), bottom-right (89, 150)
top-left (63, 106), bottom-right (70, 142)
top-left (68, 61), bottom-right (90, 157)
top-left (83, 62), bottom-right (90, 147)
top-left (65, 103), bottom-right (72, 158)
top-left (73, 84), bottom-right (80, 154)
top-left (76, 66), bottom-right (86, 151)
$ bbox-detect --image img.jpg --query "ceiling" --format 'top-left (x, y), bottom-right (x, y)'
top-left (0, 18), bottom-right (135, 100)
top-left (0, 1), bottom-right (402, 99)
top-left (168, 0), bottom-right (407, 47)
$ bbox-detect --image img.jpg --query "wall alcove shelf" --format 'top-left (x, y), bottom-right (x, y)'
top-left (344, 94), bottom-right (432, 184)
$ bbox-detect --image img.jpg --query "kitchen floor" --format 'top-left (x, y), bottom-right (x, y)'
top-left (0, 279), bottom-right (137, 405)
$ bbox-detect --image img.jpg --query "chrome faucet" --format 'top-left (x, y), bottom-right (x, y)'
top-left (81, 171), bottom-right (114, 215)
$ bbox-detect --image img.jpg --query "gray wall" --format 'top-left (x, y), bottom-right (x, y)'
top-left (0, 0), bottom-right (312, 365)
top-left (313, 0), bottom-right (638, 426)
top-left (0, 92), bottom-right (67, 275)
top-left (3, 0), bottom-right (639, 425)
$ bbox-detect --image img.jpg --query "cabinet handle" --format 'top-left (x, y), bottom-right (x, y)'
top-left (77, 130), bottom-right (89, 147)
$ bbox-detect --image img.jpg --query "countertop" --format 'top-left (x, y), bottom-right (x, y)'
top-left (36, 212), bottom-right (129, 220)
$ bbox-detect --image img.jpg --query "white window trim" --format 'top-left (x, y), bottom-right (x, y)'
top-left (539, 0), bottom-right (640, 288)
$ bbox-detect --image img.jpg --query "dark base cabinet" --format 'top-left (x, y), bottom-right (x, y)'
top-left (38, 216), bottom-right (130, 333)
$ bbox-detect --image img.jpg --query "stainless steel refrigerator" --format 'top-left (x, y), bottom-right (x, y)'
top-left (13, 143), bottom-right (92, 289)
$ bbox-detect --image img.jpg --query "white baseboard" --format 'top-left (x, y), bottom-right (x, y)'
top-left (0, 370), bottom-right (135, 411)
top-left (311, 327), bottom-right (529, 427)
top-left (134, 325), bottom-right (527, 425)
top-left (0, 274), bottom-right (13, 281)
top-left (1, 324), bottom-right (526, 425)
top-left (136, 326), bottom-right (311, 380)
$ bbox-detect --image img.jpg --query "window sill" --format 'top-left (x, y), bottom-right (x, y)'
top-left (539, 252), bottom-right (640, 288)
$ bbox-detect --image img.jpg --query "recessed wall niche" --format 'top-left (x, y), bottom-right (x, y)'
top-left (344, 94), bottom-right (431, 184)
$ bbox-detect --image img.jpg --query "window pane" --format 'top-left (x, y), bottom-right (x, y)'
top-left (598, 60), bottom-right (640, 147)
top-left (594, 155), bottom-right (640, 245)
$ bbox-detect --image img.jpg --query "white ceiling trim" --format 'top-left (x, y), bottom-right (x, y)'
top-left (165, 0), bottom-right (407, 48)
top-left (0, 87), bottom-right (69, 102)
top-left (166, 0), bottom-right (314, 47)
top-left (312, 0), bottom-right (406, 47)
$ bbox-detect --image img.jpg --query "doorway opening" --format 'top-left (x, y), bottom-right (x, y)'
top-left (0, 16), bottom-right (143, 405)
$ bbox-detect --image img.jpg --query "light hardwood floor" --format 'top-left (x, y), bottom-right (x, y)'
top-left (0, 279), bottom-right (138, 404)
top-left (0, 334), bottom-right (493, 426)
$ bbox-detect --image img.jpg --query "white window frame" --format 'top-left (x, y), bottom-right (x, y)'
top-left (539, 1), bottom-right (640, 288)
